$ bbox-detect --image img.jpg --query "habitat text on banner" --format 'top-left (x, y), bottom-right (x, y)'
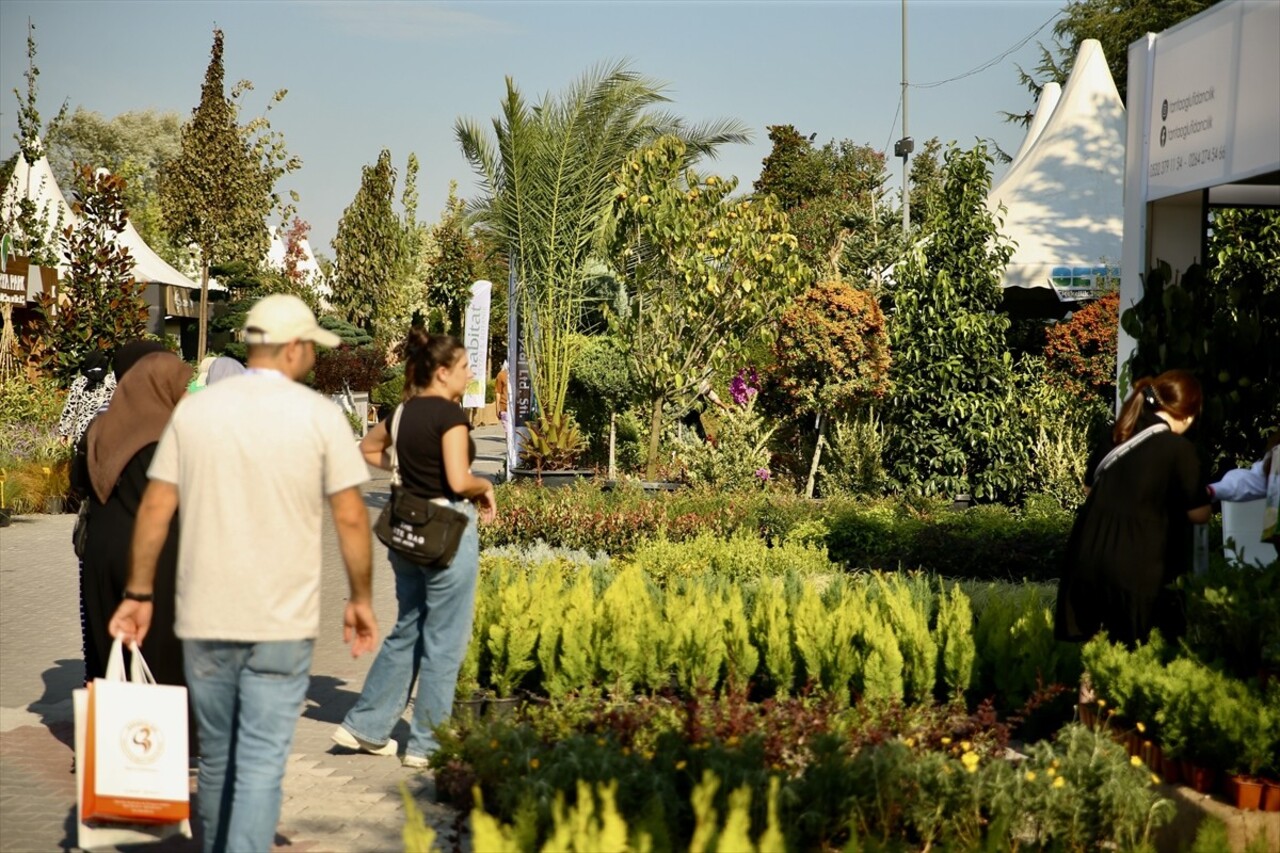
top-left (462, 280), bottom-right (492, 410)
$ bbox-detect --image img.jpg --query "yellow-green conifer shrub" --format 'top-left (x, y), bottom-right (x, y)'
top-left (540, 780), bottom-right (631, 853)
top-left (934, 582), bottom-right (977, 696)
top-left (667, 583), bottom-right (727, 693)
top-left (750, 579), bottom-right (795, 696)
top-left (825, 584), bottom-right (865, 706)
top-left (400, 783), bottom-right (439, 852)
top-left (689, 771), bottom-right (788, 853)
top-left (597, 565), bottom-right (665, 696)
top-left (874, 573), bottom-right (938, 702)
top-left (722, 585), bottom-right (759, 690)
top-left (488, 564), bottom-right (541, 697)
top-left (550, 568), bottom-right (601, 697)
top-left (791, 584), bottom-right (829, 693)
top-left (857, 598), bottom-right (905, 701)
top-left (467, 789), bottom-right (522, 852)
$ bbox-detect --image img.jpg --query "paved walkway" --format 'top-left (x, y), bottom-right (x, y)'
top-left (0, 425), bottom-right (508, 852)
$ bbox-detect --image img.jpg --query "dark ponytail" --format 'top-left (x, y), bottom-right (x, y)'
top-left (1113, 369), bottom-right (1203, 443)
top-left (402, 329), bottom-right (465, 398)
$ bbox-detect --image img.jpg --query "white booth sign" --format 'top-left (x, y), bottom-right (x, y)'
top-left (1144, 0), bottom-right (1280, 201)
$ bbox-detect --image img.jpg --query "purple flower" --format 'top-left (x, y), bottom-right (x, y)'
top-left (730, 367), bottom-right (760, 407)
top-left (755, 467), bottom-right (771, 482)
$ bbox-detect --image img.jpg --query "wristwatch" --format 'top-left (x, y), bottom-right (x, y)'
top-left (122, 590), bottom-right (154, 603)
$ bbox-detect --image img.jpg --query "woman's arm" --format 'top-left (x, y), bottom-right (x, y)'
top-left (1186, 504), bottom-right (1211, 524)
top-left (441, 424), bottom-right (496, 523)
top-left (358, 419), bottom-right (391, 470)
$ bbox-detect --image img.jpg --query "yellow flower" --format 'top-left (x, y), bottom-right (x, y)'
top-left (529, 758), bottom-right (540, 769)
top-left (961, 752), bottom-right (980, 773)
top-left (1151, 773), bottom-right (1161, 784)
top-left (675, 760), bottom-right (687, 770)
top-left (1136, 721), bottom-right (1146, 733)
top-left (903, 737), bottom-right (915, 748)
top-left (1097, 699), bottom-right (1106, 708)
top-left (940, 737), bottom-right (952, 745)
top-left (726, 735), bottom-right (739, 747)
top-left (1025, 771), bottom-right (1037, 782)
top-left (1046, 766), bottom-right (1057, 777)
top-left (1053, 776), bottom-right (1066, 788)
top-left (959, 741), bottom-right (972, 752)
top-left (1130, 755), bottom-right (1143, 767)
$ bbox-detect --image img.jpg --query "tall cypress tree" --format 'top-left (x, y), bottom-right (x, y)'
top-left (160, 29), bottom-right (271, 359)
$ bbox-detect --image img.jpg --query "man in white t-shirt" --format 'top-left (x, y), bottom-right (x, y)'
top-left (110, 294), bottom-right (378, 853)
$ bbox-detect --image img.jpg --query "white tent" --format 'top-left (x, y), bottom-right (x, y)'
top-left (2, 142), bottom-right (208, 291)
top-left (991, 82), bottom-right (1061, 195)
top-left (987, 39), bottom-right (1126, 299)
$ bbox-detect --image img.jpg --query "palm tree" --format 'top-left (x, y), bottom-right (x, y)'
top-left (456, 61), bottom-right (747, 461)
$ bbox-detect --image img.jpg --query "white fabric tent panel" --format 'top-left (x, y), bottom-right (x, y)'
top-left (987, 40), bottom-right (1126, 290)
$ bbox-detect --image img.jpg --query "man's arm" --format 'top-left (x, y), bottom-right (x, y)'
top-left (108, 480), bottom-right (179, 647)
top-left (329, 486), bottom-right (377, 657)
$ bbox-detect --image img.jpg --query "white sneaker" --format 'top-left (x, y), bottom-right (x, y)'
top-left (331, 726), bottom-right (398, 756)
top-left (401, 754), bottom-right (430, 770)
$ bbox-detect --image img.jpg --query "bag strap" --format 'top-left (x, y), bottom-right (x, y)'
top-left (388, 403), bottom-right (405, 488)
top-left (1095, 422), bottom-right (1170, 480)
top-left (103, 637), bottom-right (157, 684)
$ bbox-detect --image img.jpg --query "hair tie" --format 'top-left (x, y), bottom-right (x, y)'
top-left (1142, 386), bottom-right (1159, 409)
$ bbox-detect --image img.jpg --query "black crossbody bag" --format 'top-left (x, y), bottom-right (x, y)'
top-left (373, 404), bottom-right (470, 568)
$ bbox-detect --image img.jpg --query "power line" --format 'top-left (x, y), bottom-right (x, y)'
top-left (881, 94), bottom-right (903, 158)
top-left (910, 12), bottom-right (1057, 90)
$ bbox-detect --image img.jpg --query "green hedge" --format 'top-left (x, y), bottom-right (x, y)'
top-left (482, 482), bottom-right (1074, 581)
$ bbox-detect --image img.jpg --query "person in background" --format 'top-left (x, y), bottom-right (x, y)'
top-left (495, 360), bottom-right (511, 442)
top-left (1207, 430), bottom-right (1280, 503)
top-left (333, 330), bottom-right (496, 769)
top-left (187, 355), bottom-right (218, 394)
top-left (205, 356), bottom-right (246, 386)
top-left (1055, 369), bottom-right (1211, 647)
top-left (75, 352), bottom-right (191, 685)
top-left (109, 294), bottom-right (378, 853)
top-left (111, 340), bottom-right (169, 383)
top-left (58, 351), bottom-right (115, 445)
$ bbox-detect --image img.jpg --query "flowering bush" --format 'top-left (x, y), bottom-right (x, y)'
top-left (679, 394), bottom-right (775, 490)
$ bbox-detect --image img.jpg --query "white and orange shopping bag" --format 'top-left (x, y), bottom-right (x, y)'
top-left (74, 637), bottom-right (192, 850)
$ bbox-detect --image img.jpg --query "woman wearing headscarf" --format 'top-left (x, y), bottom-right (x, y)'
top-left (57, 351), bottom-right (115, 445)
top-left (77, 351), bottom-right (191, 684)
top-left (205, 356), bottom-right (246, 386)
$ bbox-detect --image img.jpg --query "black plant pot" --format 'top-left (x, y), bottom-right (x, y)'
top-left (510, 468), bottom-right (594, 488)
top-left (0, 508), bottom-right (10, 527)
top-left (950, 494), bottom-right (972, 511)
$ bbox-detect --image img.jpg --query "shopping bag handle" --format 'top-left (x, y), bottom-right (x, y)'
top-left (103, 637), bottom-right (157, 685)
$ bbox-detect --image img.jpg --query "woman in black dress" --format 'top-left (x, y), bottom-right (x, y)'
top-left (1055, 369), bottom-right (1211, 646)
top-left (76, 351), bottom-right (191, 684)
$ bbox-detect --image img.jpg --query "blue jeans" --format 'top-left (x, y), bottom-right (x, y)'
top-left (343, 501), bottom-right (479, 760)
top-left (184, 639), bottom-right (313, 853)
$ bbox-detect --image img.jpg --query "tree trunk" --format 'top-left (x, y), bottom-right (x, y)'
top-left (645, 396), bottom-right (664, 481)
top-left (608, 410), bottom-right (617, 481)
top-left (197, 259), bottom-right (210, 361)
top-left (805, 411), bottom-right (825, 499)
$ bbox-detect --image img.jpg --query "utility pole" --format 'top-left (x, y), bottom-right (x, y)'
top-left (894, 0), bottom-right (914, 239)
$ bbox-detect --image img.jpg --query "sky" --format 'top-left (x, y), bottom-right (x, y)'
top-left (0, 0), bottom-right (1065, 254)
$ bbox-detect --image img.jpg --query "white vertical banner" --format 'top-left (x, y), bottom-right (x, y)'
top-left (462, 280), bottom-right (492, 410)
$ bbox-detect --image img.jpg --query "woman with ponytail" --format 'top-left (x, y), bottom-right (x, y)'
top-left (1055, 369), bottom-right (1211, 645)
top-left (333, 329), bottom-right (495, 769)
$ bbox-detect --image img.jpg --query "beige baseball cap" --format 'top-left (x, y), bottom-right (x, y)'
top-left (243, 294), bottom-right (342, 348)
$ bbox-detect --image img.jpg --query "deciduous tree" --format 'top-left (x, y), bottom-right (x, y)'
top-left (35, 166), bottom-right (148, 384)
top-left (160, 28), bottom-right (300, 359)
top-left (611, 135), bottom-right (810, 479)
top-left (775, 278), bottom-right (891, 496)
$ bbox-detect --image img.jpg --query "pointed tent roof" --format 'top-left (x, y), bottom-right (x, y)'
top-left (987, 40), bottom-right (1126, 295)
top-left (992, 82), bottom-right (1061, 195)
top-left (2, 141), bottom-right (208, 291)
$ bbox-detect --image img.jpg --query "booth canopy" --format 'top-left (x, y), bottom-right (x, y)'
top-left (987, 39), bottom-right (1126, 299)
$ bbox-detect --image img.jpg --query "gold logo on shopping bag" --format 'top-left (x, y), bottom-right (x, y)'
top-left (120, 720), bottom-right (165, 765)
